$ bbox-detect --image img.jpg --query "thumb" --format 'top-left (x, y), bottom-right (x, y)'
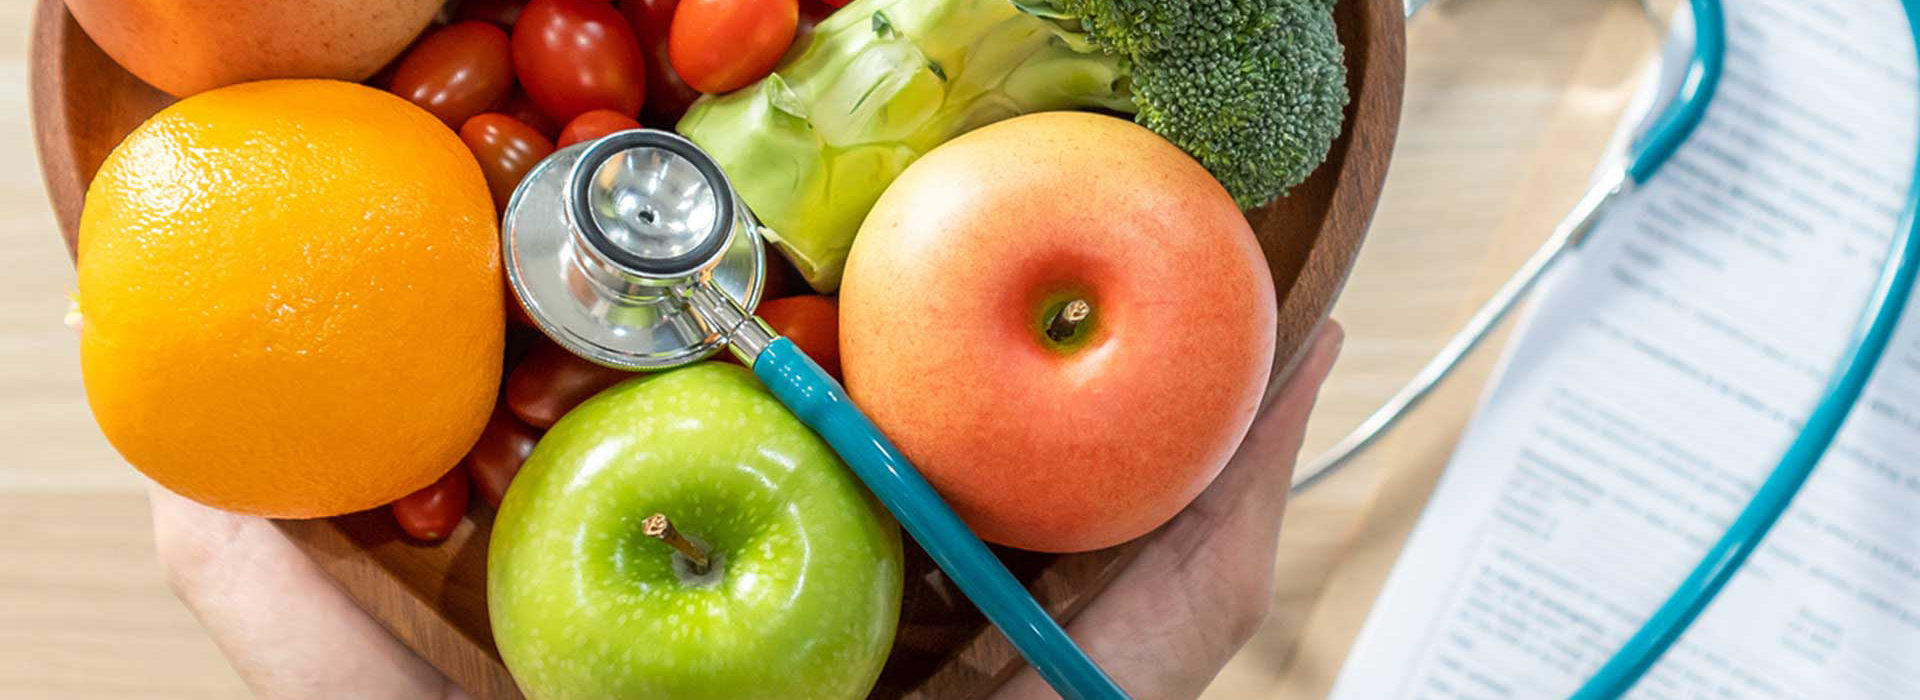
top-left (990, 320), bottom-right (1344, 700)
top-left (1190, 318), bottom-right (1345, 542)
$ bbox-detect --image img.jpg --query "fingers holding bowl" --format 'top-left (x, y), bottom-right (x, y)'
top-left (147, 483), bottom-right (466, 700)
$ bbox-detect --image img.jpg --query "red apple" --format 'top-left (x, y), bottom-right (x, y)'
top-left (839, 112), bottom-right (1277, 553)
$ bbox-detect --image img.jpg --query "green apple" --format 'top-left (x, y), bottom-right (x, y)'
top-left (488, 362), bottom-right (904, 700)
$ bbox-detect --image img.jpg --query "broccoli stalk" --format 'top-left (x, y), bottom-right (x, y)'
top-left (678, 0), bottom-right (1347, 291)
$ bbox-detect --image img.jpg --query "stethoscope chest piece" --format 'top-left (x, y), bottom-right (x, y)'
top-left (502, 129), bottom-right (766, 371)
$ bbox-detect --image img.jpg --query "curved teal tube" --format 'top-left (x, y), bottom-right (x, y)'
top-left (1625, 0), bottom-right (1724, 184)
top-left (752, 338), bottom-right (1129, 700)
top-left (1571, 0), bottom-right (1920, 697)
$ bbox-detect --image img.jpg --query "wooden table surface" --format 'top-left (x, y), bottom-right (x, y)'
top-left (0, 1), bottom-right (1665, 697)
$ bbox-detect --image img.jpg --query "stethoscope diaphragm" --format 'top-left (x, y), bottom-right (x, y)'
top-left (501, 129), bottom-right (766, 372)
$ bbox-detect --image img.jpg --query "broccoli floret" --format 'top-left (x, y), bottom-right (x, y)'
top-left (1017, 0), bottom-right (1284, 53)
top-left (678, 0), bottom-right (1349, 291)
top-left (1135, 1), bottom-right (1349, 207)
top-left (1035, 0), bottom-right (1349, 208)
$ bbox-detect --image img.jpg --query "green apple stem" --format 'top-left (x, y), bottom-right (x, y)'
top-left (642, 513), bottom-right (711, 574)
top-left (1046, 299), bottom-right (1092, 343)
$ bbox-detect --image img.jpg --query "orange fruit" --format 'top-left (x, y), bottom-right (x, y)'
top-left (78, 80), bottom-right (505, 518)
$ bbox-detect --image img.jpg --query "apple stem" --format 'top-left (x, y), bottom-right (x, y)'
top-left (642, 513), bottom-right (710, 574)
top-left (1046, 299), bottom-right (1092, 343)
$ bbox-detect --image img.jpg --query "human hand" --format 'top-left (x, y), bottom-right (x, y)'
top-left (149, 484), bottom-right (470, 700)
top-left (151, 320), bottom-right (1339, 700)
top-left (991, 321), bottom-right (1344, 700)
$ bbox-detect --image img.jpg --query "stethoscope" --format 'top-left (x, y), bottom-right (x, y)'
top-left (497, 1), bottom-right (1920, 698)
top-left (500, 130), bottom-right (1130, 699)
top-left (1301, 0), bottom-right (1920, 698)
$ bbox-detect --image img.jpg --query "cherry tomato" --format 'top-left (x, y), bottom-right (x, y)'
top-left (796, 0), bottom-right (838, 36)
top-left (761, 249), bottom-right (808, 301)
top-left (505, 324), bottom-right (541, 375)
top-left (758, 295), bottom-right (840, 378)
top-left (388, 22), bottom-right (515, 129)
top-left (459, 113), bottom-right (556, 211)
top-left (392, 466), bottom-right (471, 542)
top-left (506, 340), bottom-right (638, 429)
top-left (670, 0), bottom-right (798, 94)
top-left (514, 0), bottom-right (649, 123)
top-left (498, 89), bottom-right (561, 138)
top-left (620, 0), bottom-right (676, 41)
top-left (557, 109), bottom-right (644, 148)
top-left (619, 0), bottom-right (704, 122)
top-left (466, 407), bottom-right (543, 509)
top-left (457, 0), bottom-right (528, 26)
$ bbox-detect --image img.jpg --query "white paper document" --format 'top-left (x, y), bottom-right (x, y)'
top-left (1329, 1), bottom-right (1920, 698)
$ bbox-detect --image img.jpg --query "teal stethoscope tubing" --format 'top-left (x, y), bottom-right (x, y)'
top-left (1622, 0), bottom-right (1722, 183)
top-left (1573, 0), bottom-right (1920, 696)
top-left (1292, 0), bottom-right (1722, 490)
top-left (750, 337), bottom-right (1129, 700)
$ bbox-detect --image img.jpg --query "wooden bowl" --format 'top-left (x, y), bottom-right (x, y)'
top-left (30, 1), bottom-right (1403, 697)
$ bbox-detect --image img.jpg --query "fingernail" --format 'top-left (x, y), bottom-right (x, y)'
top-left (1308, 318), bottom-right (1345, 380)
top-left (1320, 319), bottom-right (1345, 357)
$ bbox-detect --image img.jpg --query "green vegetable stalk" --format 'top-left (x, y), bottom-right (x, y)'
top-left (679, 0), bottom-right (1348, 291)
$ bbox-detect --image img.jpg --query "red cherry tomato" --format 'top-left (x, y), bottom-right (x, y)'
top-left (459, 113), bottom-right (556, 211)
top-left (514, 0), bottom-right (649, 123)
top-left (758, 295), bottom-right (840, 378)
top-left (506, 340), bottom-right (638, 429)
top-left (392, 466), bottom-right (471, 542)
top-left (388, 22), bottom-right (515, 129)
top-left (557, 109), bottom-right (644, 148)
top-left (466, 407), bottom-right (543, 509)
top-left (498, 89), bottom-right (561, 138)
top-left (761, 249), bottom-right (808, 301)
top-left (669, 0), bottom-right (798, 94)
top-left (505, 324), bottom-right (541, 375)
top-left (796, 0), bottom-right (838, 36)
top-left (457, 0), bottom-right (528, 26)
top-left (619, 0), bottom-right (704, 123)
top-left (620, 0), bottom-right (676, 41)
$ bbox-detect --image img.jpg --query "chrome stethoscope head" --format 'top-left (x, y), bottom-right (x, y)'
top-left (567, 129), bottom-right (735, 279)
top-left (502, 129), bottom-right (768, 372)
